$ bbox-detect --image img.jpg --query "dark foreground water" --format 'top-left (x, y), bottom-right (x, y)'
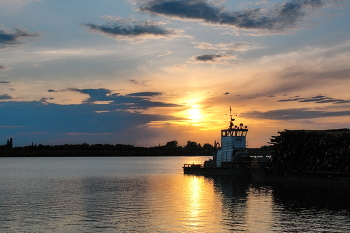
top-left (1, 157), bottom-right (349, 232)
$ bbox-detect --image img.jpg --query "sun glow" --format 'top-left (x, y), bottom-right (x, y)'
top-left (188, 105), bottom-right (202, 122)
top-left (147, 99), bottom-right (226, 135)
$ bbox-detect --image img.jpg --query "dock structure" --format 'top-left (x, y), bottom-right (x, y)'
top-left (269, 129), bottom-right (350, 176)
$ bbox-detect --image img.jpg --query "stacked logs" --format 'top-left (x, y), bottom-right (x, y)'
top-left (270, 129), bottom-right (350, 176)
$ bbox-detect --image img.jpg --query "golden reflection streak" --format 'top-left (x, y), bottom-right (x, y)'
top-left (146, 174), bottom-right (222, 232)
top-left (181, 174), bottom-right (226, 233)
top-left (186, 175), bottom-right (203, 226)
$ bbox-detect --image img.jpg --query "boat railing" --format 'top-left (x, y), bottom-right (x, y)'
top-left (183, 164), bottom-right (203, 168)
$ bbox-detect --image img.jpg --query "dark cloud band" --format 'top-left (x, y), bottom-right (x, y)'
top-left (0, 94), bottom-right (13, 100)
top-left (126, 92), bottom-right (163, 97)
top-left (0, 65), bottom-right (11, 71)
top-left (195, 54), bottom-right (223, 62)
top-left (49, 88), bottom-right (179, 109)
top-left (0, 28), bottom-right (38, 48)
top-left (140, 0), bottom-right (323, 32)
top-left (242, 108), bottom-right (350, 120)
top-left (83, 20), bottom-right (177, 40)
top-left (278, 95), bottom-right (350, 104)
top-left (191, 53), bottom-right (236, 63)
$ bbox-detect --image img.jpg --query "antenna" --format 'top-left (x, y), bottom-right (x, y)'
top-left (229, 107), bottom-right (237, 121)
top-left (229, 106), bottom-right (237, 129)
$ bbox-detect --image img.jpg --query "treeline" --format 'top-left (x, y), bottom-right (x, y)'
top-left (0, 140), bottom-right (216, 157)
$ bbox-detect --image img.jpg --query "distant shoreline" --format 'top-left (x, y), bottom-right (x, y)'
top-left (0, 143), bottom-right (212, 157)
top-left (0, 143), bottom-right (271, 157)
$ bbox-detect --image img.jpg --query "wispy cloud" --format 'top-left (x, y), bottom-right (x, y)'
top-left (126, 92), bottom-right (163, 97)
top-left (129, 79), bottom-right (149, 86)
top-left (83, 18), bottom-right (182, 42)
top-left (196, 42), bottom-right (251, 51)
top-left (231, 41), bottom-right (350, 96)
top-left (190, 53), bottom-right (237, 64)
top-left (158, 50), bottom-right (172, 57)
top-left (0, 125), bottom-right (24, 128)
top-left (0, 65), bottom-right (12, 72)
top-left (278, 95), bottom-right (350, 104)
top-left (242, 108), bottom-right (350, 120)
top-left (0, 28), bottom-right (38, 49)
top-left (66, 132), bottom-right (111, 136)
top-left (0, 94), bottom-right (13, 100)
top-left (68, 88), bottom-right (117, 103)
top-left (140, 0), bottom-right (324, 33)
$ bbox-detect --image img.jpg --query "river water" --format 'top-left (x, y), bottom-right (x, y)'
top-left (0, 156), bottom-right (349, 232)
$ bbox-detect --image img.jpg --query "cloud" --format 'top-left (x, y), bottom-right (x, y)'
top-left (66, 132), bottom-right (111, 136)
top-left (126, 92), bottom-right (163, 97)
top-left (158, 50), bottom-right (172, 57)
top-left (39, 97), bottom-right (54, 103)
top-left (83, 18), bottom-right (181, 42)
top-left (228, 41), bottom-right (350, 98)
top-left (49, 88), bottom-right (180, 109)
top-left (68, 88), bottom-right (116, 103)
top-left (0, 81), bottom-right (10, 84)
top-left (0, 100), bottom-right (179, 145)
top-left (196, 42), bottom-right (251, 51)
top-left (281, 68), bottom-right (350, 81)
top-left (0, 94), bottom-right (13, 100)
top-left (0, 87), bottom-right (183, 146)
top-left (190, 53), bottom-right (237, 63)
top-left (278, 95), bottom-right (350, 104)
top-left (194, 54), bottom-right (223, 62)
top-left (242, 108), bottom-right (350, 120)
top-left (0, 65), bottom-right (10, 71)
top-left (0, 28), bottom-right (38, 49)
top-left (129, 79), bottom-right (149, 86)
top-left (0, 125), bottom-right (24, 128)
top-left (140, 0), bottom-right (324, 33)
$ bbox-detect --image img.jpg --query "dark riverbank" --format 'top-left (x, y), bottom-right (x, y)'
top-left (0, 142), bottom-right (217, 157)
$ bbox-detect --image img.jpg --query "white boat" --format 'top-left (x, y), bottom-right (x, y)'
top-left (183, 108), bottom-right (251, 176)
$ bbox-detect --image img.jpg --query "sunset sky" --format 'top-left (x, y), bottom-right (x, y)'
top-left (1, 0), bottom-right (349, 148)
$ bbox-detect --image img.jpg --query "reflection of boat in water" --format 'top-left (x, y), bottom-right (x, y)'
top-left (183, 108), bottom-right (262, 176)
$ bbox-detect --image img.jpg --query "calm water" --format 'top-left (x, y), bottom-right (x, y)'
top-left (1, 157), bottom-right (350, 232)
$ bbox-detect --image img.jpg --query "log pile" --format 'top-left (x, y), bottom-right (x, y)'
top-left (270, 129), bottom-right (350, 176)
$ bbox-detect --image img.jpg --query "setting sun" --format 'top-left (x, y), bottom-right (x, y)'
top-left (188, 105), bottom-right (202, 122)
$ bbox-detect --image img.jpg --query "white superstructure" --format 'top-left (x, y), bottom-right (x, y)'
top-left (215, 109), bottom-right (248, 167)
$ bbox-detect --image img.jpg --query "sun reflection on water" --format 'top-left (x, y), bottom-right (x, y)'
top-left (187, 176), bottom-right (203, 226)
top-left (180, 175), bottom-right (224, 231)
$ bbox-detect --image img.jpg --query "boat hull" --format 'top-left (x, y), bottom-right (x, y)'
top-left (183, 161), bottom-right (251, 176)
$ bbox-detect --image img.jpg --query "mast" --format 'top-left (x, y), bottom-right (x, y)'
top-left (229, 107), bottom-right (235, 129)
